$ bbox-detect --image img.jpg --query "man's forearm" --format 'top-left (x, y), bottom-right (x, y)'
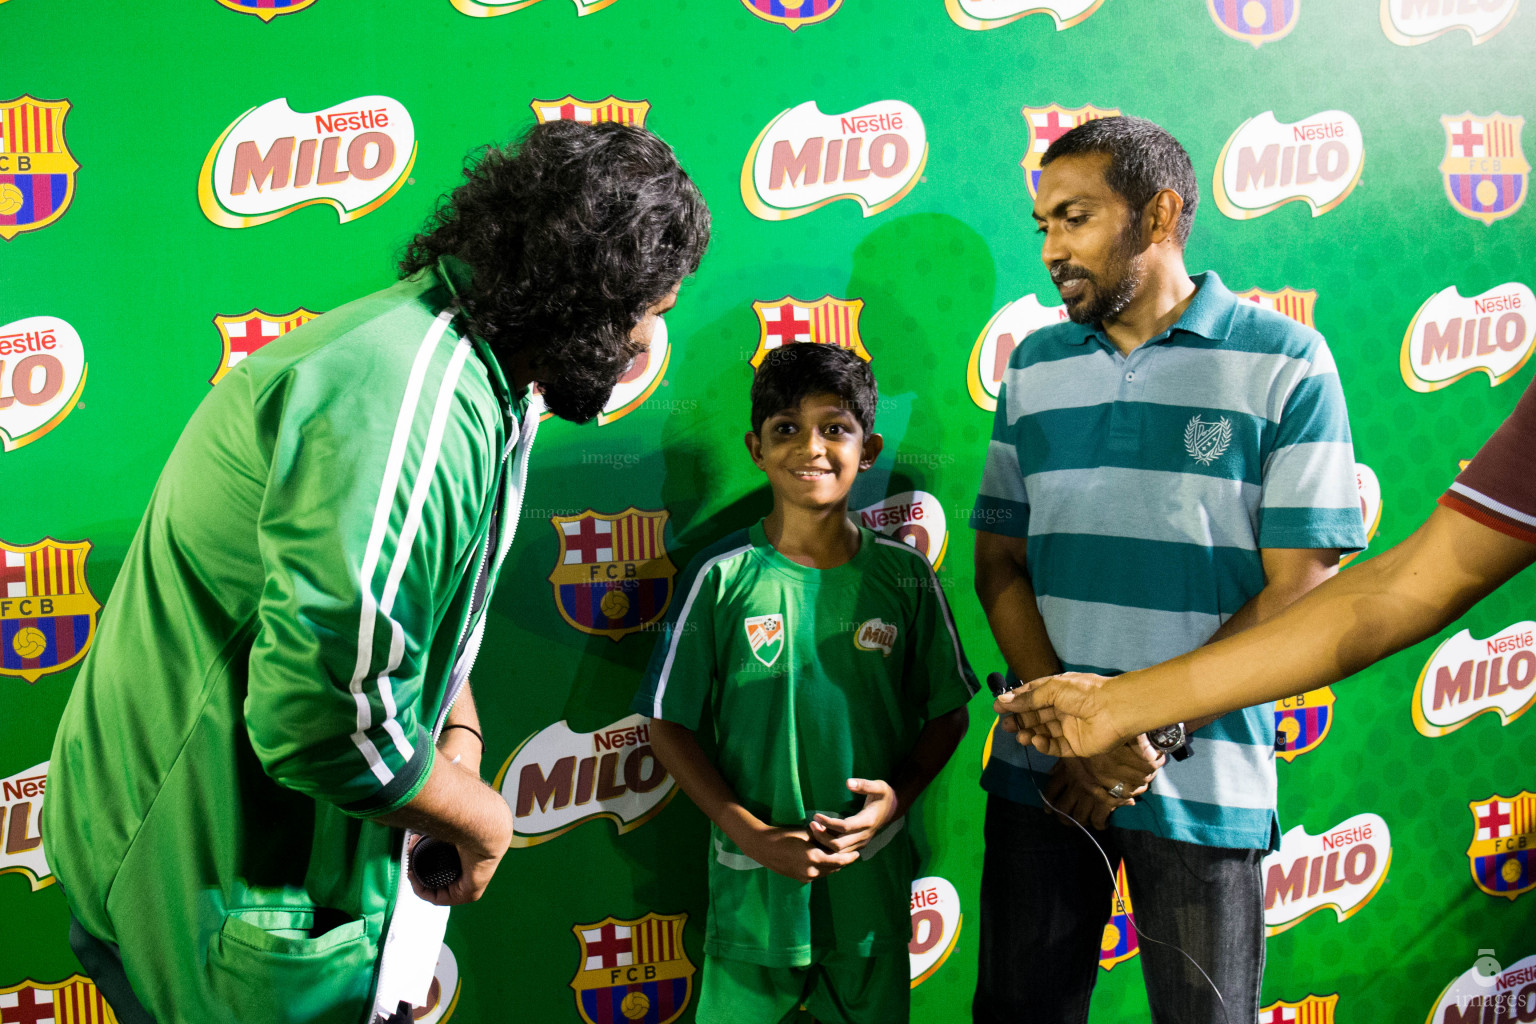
top-left (974, 535), bottom-right (1062, 683)
top-left (375, 755), bottom-right (511, 858)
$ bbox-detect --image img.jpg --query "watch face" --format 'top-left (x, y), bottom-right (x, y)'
top-left (1150, 724), bottom-right (1184, 750)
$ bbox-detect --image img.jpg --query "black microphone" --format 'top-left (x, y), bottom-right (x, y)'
top-left (410, 836), bottom-right (462, 889)
top-left (986, 671), bottom-right (1012, 698)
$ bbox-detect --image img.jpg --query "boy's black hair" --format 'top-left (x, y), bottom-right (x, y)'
top-left (1041, 115), bottom-right (1198, 247)
top-left (749, 344), bottom-right (877, 435)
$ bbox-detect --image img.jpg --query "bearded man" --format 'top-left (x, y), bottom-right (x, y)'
top-left (969, 116), bottom-right (1364, 1023)
top-left (43, 120), bottom-right (709, 1024)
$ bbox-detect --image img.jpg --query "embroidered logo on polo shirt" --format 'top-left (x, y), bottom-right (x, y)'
top-left (745, 614), bottom-right (785, 667)
top-left (854, 618), bottom-right (897, 656)
top-left (1183, 415), bottom-right (1232, 465)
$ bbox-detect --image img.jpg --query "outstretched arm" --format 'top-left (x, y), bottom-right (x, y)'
top-left (1002, 507), bottom-right (1536, 757)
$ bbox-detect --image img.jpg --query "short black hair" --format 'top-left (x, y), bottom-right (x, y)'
top-left (1041, 115), bottom-right (1198, 246)
top-left (749, 345), bottom-right (877, 436)
top-left (400, 120), bottom-right (710, 370)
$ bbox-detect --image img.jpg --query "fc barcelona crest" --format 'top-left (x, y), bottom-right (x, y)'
top-left (210, 309), bottom-right (320, 386)
top-left (1440, 112), bottom-right (1529, 225)
top-left (0, 975), bottom-right (119, 1024)
top-left (1207, 0), bottom-right (1298, 47)
top-left (213, 0), bottom-right (318, 21)
top-left (1234, 286), bottom-right (1317, 329)
top-left (750, 296), bottom-right (871, 368)
top-left (570, 913), bottom-right (695, 1024)
top-left (1098, 860), bottom-right (1139, 970)
top-left (1, 538), bottom-right (99, 684)
top-left (550, 510), bottom-right (675, 642)
top-left (741, 0), bottom-right (842, 31)
top-left (0, 97), bottom-right (80, 241)
top-left (531, 96), bottom-right (651, 127)
top-left (1021, 104), bottom-right (1120, 198)
top-left (1467, 791), bottom-right (1536, 901)
top-left (1274, 686), bottom-right (1335, 762)
top-left (1260, 994), bottom-right (1339, 1024)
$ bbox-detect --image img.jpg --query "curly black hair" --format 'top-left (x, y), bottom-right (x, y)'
top-left (400, 120), bottom-right (710, 382)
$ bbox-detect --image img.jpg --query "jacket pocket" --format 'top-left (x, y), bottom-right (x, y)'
top-left (207, 908), bottom-right (375, 1024)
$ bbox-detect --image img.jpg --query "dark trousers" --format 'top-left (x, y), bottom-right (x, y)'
top-left (972, 795), bottom-right (1265, 1024)
top-left (68, 914), bottom-right (158, 1024)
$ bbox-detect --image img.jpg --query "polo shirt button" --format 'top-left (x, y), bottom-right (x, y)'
top-left (1125, 372), bottom-right (1135, 382)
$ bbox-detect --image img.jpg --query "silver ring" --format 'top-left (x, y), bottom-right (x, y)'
top-left (1108, 782), bottom-right (1126, 799)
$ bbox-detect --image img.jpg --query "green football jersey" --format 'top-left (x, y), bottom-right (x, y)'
top-left (632, 521), bottom-right (978, 967)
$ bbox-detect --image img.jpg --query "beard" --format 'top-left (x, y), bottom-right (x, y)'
top-left (538, 358), bottom-right (625, 424)
top-left (1051, 220), bottom-right (1147, 326)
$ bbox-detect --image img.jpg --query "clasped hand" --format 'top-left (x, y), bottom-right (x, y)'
top-left (1040, 735), bottom-right (1165, 831)
top-left (740, 778), bottom-right (898, 884)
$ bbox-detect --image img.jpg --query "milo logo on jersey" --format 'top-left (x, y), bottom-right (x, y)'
top-left (741, 101), bottom-right (927, 221)
top-left (0, 316), bottom-right (87, 451)
top-left (414, 944), bottom-right (461, 1024)
top-left (1214, 110), bottom-right (1364, 219)
top-left (1, 539), bottom-right (98, 684)
top-left (531, 96), bottom-right (650, 126)
top-left (946, 0), bottom-right (1105, 30)
top-left (1412, 620), bottom-right (1536, 737)
top-left (214, 0), bottom-right (317, 21)
top-left (0, 761), bottom-right (49, 890)
top-left (199, 96), bottom-right (417, 228)
top-left (0, 97), bottom-right (78, 241)
top-left (1020, 104), bottom-right (1120, 198)
top-left (1340, 462), bottom-right (1381, 568)
top-left (495, 714), bottom-right (676, 848)
top-left (857, 490), bottom-right (948, 568)
top-left (210, 309), bottom-right (320, 386)
top-left (1208, 0), bottom-right (1298, 46)
top-left (742, 0), bottom-right (842, 30)
top-left (0, 976), bottom-right (120, 1024)
top-left (910, 876), bottom-right (962, 986)
top-left (1440, 113), bottom-right (1528, 224)
top-left (1263, 812), bottom-right (1391, 936)
top-left (1274, 686), bottom-right (1336, 762)
top-left (1235, 286), bottom-right (1317, 327)
top-left (570, 913), bottom-right (694, 1024)
top-left (1400, 283), bottom-right (1536, 392)
top-left (453, 0), bottom-right (618, 16)
top-left (1382, 0), bottom-right (1518, 45)
top-left (1099, 861), bottom-right (1139, 970)
top-left (967, 293), bottom-right (1069, 412)
top-left (549, 509), bottom-right (675, 641)
top-left (1468, 791), bottom-right (1536, 900)
top-left (1424, 952), bottom-right (1536, 1024)
top-left (749, 296), bottom-right (870, 367)
top-left (1260, 994), bottom-right (1339, 1023)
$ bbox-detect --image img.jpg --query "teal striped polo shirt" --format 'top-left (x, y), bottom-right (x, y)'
top-left (971, 271), bottom-right (1366, 851)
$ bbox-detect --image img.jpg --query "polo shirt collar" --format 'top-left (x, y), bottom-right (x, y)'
top-left (1064, 270), bottom-right (1239, 348)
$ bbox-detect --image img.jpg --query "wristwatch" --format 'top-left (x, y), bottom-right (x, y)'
top-left (1148, 722), bottom-right (1194, 761)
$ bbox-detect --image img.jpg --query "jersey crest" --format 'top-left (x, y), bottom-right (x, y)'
top-left (740, 0), bottom-right (842, 31)
top-left (549, 510), bottom-right (675, 642)
top-left (1098, 860), bottom-right (1139, 969)
top-left (0, 97), bottom-right (79, 241)
top-left (530, 96), bottom-right (650, 127)
top-left (1183, 415), bottom-right (1232, 465)
top-left (1274, 685), bottom-right (1336, 762)
top-left (210, 308), bottom-right (320, 385)
top-left (1207, 0), bottom-right (1298, 47)
top-left (1260, 993), bottom-right (1339, 1023)
top-left (1, 538), bottom-right (99, 683)
top-left (0, 760), bottom-right (51, 890)
top-left (1020, 104), bottom-right (1120, 198)
top-left (1467, 792), bottom-right (1536, 901)
top-left (0, 975), bottom-right (119, 1024)
top-left (213, 0), bottom-right (318, 21)
top-left (1234, 286), bottom-right (1317, 328)
top-left (744, 613), bottom-right (785, 667)
top-left (0, 315), bottom-right (88, 452)
top-left (1440, 113), bottom-right (1528, 225)
top-left (750, 296), bottom-right (870, 367)
top-left (570, 913), bottom-right (695, 1024)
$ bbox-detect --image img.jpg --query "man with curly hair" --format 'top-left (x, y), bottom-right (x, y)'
top-left (43, 120), bottom-right (709, 1024)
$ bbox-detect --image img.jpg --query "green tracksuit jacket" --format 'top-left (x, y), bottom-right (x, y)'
top-left (43, 258), bottom-right (537, 1024)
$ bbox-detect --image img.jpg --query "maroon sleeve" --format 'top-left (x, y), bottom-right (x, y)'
top-left (1438, 376), bottom-right (1536, 544)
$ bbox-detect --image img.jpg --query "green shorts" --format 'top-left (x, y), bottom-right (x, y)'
top-left (693, 951), bottom-right (910, 1024)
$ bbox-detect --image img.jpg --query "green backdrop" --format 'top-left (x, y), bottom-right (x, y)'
top-left (4, 1), bottom-right (1534, 1022)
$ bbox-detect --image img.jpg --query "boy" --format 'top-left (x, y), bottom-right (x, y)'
top-left (634, 344), bottom-right (977, 1023)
